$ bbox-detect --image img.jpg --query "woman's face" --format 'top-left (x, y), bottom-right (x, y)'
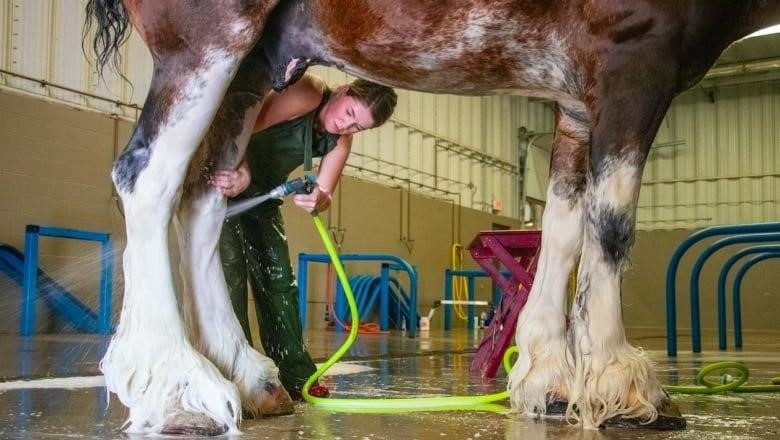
top-left (320, 92), bottom-right (375, 135)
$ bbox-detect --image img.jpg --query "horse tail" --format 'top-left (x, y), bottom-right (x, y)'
top-left (83, 0), bottom-right (130, 75)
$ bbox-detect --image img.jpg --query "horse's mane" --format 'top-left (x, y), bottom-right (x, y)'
top-left (83, 0), bottom-right (130, 77)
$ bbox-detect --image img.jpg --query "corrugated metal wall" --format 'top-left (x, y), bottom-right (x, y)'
top-left (520, 77), bottom-right (780, 231)
top-left (1, 0), bottom-right (552, 219)
top-left (0, 0), bottom-right (150, 118)
top-left (640, 80), bottom-right (780, 230)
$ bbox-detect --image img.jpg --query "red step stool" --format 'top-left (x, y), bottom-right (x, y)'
top-left (467, 230), bottom-right (542, 378)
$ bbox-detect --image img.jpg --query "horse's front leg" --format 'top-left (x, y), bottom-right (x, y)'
top-left (508, 105), bottom-right (588, 417)
top-left (100, 10), bottom-right (276, 436)
top-left (567, 81), bottom-right (683, 429)
top-left (174, 47), bottom-right (294, 417)
top-left (175, 183), bottom-right (294, 415)
top-left (104, 66), bottom-right (244, 434)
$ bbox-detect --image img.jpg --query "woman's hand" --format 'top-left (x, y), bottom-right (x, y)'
top-left (211, 167), bottom-right (250, 198)
top-left (293, 184), bottom-right (332, 213)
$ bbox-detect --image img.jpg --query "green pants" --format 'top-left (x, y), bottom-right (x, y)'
top-left (220, 207), bottom-right (316, 394)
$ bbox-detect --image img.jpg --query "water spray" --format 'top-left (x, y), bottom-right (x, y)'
top-left (225, 175), bottom-right (316, 218)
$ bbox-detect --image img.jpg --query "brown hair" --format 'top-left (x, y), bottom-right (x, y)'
top-left (346, 79), bottom-right (397, 128)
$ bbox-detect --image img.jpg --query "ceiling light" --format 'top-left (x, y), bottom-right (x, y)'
top-left (744, 24), bottom-right (780, 39)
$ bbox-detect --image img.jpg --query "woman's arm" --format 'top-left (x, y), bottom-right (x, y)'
top-left (292, 134), bottom-right (352, 213)
top-left (211, 73), bottom-right (326, 197)
top-left (253, 74), bottom-right (325, 133)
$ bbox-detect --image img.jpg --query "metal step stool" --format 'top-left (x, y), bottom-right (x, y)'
top-left (467, 229), bottom-right (541, 378)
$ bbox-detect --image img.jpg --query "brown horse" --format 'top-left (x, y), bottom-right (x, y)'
top-left (85, 0), bottom-right (780, 435)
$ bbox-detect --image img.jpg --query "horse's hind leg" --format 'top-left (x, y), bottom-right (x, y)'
top-left (568, 80), bottom-right (683, 429)
top-left (100, 2), bottom-right (277, 435)
top-left (508, 104), bottom-right (588, 417)
top-left (174, 49), bottom-right (294, 418)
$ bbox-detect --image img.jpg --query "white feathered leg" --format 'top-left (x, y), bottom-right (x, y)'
top-left (101, 56), bottom-right (244, 435)
top-left (509, 106), bottom-right (587, 418)
top-left (175, 186), bottom-right (294, 417)
top-left (509, 182), bottom-right (582, 416)
top-left (568, 162), bottom-right (669, 429)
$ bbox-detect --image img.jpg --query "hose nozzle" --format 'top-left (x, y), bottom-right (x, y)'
top-left (268, 175), bottom-right (316, 199)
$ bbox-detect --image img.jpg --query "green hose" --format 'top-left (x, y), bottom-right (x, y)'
top-left (303, 213), bottom-right (780, 411)
top-left (663, 361), bottom-right (780, 394)
top-left (303, 214), bottom-right (509, 412)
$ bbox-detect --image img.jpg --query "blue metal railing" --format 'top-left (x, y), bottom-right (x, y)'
top-left (688, 232), bottom-right (780, 353)
top-left (715, 245), bottom-right (780, 350)
top-left (298, 253), bottom-right (419, 337)
top-left (732, 252), bottom-right (779, 349)
top-left (21, 225), bottom-right (113, 336)
top-left (442, 269), bottom-right (502, 331)
top-left (665, 222), bottom-right (780, 355)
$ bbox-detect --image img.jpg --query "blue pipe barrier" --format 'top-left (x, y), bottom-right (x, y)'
top-left (298, 253), bottom-right (419, 337)
top-left (333, 274), bottom-right (400, 327)
top-left (442, 269), bottom-right (504, 331)
top-left (716, 245), bottom-right (780, 350)
top-left (21, 225), bottom-right (113, 336)
top-left (689, 232), bottom-right (780, 353)
top-left (0, 244), bottom-right (100, 333)
top-left (333, 274), bottom-right (414, 332)
top-left (733, 253), bottom-right (779, 349)
top-left (665, 222), bottom-right (780, 356)
top-left (380, 263), bottom-right (390, 330)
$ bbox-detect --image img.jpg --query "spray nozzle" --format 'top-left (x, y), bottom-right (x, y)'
top-left (269, 175), bottom-right (316, 199)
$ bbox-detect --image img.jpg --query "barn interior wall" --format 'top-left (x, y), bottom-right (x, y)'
top-left (0, 88), bottom-right (529, 335)
top-left (1, 88), bottom-right (777, 344)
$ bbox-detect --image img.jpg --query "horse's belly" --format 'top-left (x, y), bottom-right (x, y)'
top-left (327, 44), bottom-right (577, 102)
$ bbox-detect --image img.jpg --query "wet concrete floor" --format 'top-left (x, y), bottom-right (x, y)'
top-left (0, 329), bottom-right (778, 439)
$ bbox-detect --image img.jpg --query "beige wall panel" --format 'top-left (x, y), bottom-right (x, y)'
top-left (1, 89), bottom-right (535, 335)
top-left (0, 89), bottom-right (124, 333)
top-left (625, 229), bottom-right (779, 338)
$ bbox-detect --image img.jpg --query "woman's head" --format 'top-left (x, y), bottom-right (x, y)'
top-left (320, 79), bottom-right (397, 135)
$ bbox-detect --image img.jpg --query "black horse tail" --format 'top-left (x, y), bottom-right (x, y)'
top-left (83, 0), bottom-right (130, 76)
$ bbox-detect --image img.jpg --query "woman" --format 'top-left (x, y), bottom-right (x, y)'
top-left (211, 73), bottom-right (397, 400)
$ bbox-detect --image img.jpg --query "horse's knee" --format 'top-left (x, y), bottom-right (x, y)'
top-left (113, 136), bottom-right (151, 194)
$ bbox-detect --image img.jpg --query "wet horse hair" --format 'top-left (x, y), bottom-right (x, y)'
top-left (84, 0), bottom-right (780, 435)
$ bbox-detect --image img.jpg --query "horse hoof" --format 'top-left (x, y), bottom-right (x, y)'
top-left (161, 408), bottom-right (230, 436)
top-left (544, 399), bottom-right (569, 418)
top-left (602, 399), bottom-right (686, 430)
top-left (528, 397), bottom-right (569, 419)
top-left (243, 382), bottom-right (295, 419)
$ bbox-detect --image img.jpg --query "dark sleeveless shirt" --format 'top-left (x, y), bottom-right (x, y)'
top-left (233, 89), bottom-right (340, 210)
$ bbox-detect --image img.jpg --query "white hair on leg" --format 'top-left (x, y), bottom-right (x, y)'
top-left (174, 186), bottom-right (293, 417)
top-left (509, 181), bottom-right (582, 417)
top-left (568, 161), bottom-right (667, 429)
top-left (101, 52), bottom-right (244, 435)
